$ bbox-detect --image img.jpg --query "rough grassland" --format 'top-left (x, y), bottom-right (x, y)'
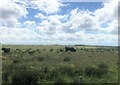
top-left (1, 45), bottom-right (119, 84)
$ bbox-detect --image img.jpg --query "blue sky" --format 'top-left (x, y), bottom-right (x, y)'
top-left (0, 0), bottom-right (118, 46)
top-left (19, 2), bottom-right (103, 26)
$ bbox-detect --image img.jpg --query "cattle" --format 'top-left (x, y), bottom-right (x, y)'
top-left (65, 47), bottom-right (76, 52)
top-left (1, 48), bottom-right (10, 53)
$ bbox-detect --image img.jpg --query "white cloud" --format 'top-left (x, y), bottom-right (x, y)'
top-left (0, 0), bottom-right (119, 46)
top-left (93, 0), bottom-right (119, 35)
top-left (37, 15), bottom-right (66, 35)
top-left (24, 21), bottom-right (36, 27)
top-left (105, 20), bottom-right (118, 35)
top-left (28, 0), bottom-right (61, 14)
top-left (0, 26), bottom-right (118, 45)
top-left (55, 10), bottom-right (99, 33)
top-left (70, 11), bottom-right (97, 32)
top-left (1, 19), bottom-right (20, 27)
top-left (48, 15), bottom-right (64, 25)
top-left (37, 20), bottom-right (57, 35)
top-left (57, 0), bottom-right (119, 34)
top-left (70, 8), bottom-right (78, 16)
top-left (35, 13), bottom-right (47, 19)
top-left (0, 0), bottom-right (28, 27)
top-left (94, 0), bottom-right (119, 24)
top-left (13, 0), bottom-right (68, 14)
top-left (0, 27), bottom-right (43, 43)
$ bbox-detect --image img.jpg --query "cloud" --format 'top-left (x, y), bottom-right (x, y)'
top-left (94, 0), bottom-right (119, 24)
top-left (0, 27), bottom-right (43, 43)
top-left (35, 13), bottom-right (47, 19)
top-left (35, 0), bottom-right (118, 42)
top-left (0, 0), bottom-right (118, 46)
top-left (37, 20), bottom-right (57, 35)
top-left (57, 0), bottom-right (119, 34)
top-left (37, 14), bottom-right (66, 35)
top-left (27, 0), bottom-right (62, 14)
top-left (70, 10), bottom-right (98, 32)
top-left (1, 19), bottom-right (20, 27)
top-left (0, 0), bottom-right (28, 27)
top-left (24, 21), bottom-right (36, 27)
top-left (0, 26), bottom-right (118, 46)
top-left (94, 0), bottom-right (119, 35)
top-left (105, 20), bottom-right (118, 35)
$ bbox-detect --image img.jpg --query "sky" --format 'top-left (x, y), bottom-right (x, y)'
top-left (0, 0), bottom-right (119, 46)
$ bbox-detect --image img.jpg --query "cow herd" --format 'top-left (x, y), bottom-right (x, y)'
top-left (1, 47), bottom-right (77, 53)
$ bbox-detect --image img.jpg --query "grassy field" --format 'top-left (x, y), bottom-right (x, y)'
top-left (1, 45), bottom-right (119, 84)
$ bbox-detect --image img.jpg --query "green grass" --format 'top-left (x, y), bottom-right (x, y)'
top-left (1, 45), bottom-right (119, 84)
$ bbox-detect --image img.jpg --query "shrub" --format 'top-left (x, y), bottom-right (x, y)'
top-left (49, 64), bottom-right (75, 79)
top-left (88, 56), bottom-right (92, 58)
top-left (63, 57), bottom-right (71, 61)
top-left (85, 63), bottom-right (109, 78)
top-left (85, 66), bottom-right (96, 77)
top-left (98, 63), bottom-right (108, 70)
top-left (50, 68), bottom-right (60, 79)
top-left (96, 63), bottom-right (108, 78)
top-left (60, 49), bottom-right (64, 52)
top-left (50, 49), bottom-right (53, 51)
top-left (58, 64), bottom-right (75, 76)
top-left (11, 70), bottom-right (39, 85)
top-left (35, 56), bottom-right (45, 61)
top-left (73, 76), bottom-right (80, 83)
top-left (43, 49), bottom-right (46, 51)
top-left (11, 66), bottom-right (40, 85)
top-left (36, 49), bottom-right (40, 51)
top-left (74, 68), bottom-right (83, 76)
top-left (13, 59), bottom-right (20, 64)
top-left (2, 70), bottom-right (11, 83)
top-left (28, 51), bottom-right (34, 55)
top-left (55, 75), bottom-right (66, 83)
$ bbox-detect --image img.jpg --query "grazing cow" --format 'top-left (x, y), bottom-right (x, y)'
top-left (1, 48), bottom-right (10, 53)
top-left (65, 47), bottom-right (76, 52)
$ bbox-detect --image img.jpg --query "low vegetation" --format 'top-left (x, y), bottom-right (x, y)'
top-left (1, 45), bottom-right (119, 84)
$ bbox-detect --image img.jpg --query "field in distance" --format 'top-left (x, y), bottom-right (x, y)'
top-left (1, 45), bottom-right (119, 84)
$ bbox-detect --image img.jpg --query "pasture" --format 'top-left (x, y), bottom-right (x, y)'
top-left (1, 45), bottom-right (119, 84)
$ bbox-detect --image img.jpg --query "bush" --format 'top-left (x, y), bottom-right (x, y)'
top-left (11, 65), bottom-right (40, 85)
top-left (63, 57), bottom-right (71, 61)
top-left (55, 75), bottom-right (66, 83)
top-left (96, 63), bottom-right (108, 78)
top-left (50, 49), bottom-right (53, 51)
top-left (73, 76), bottom-right (80, 83)
top-left (11, 70), bottom-right (39, 85)
top-left (60, 49), bottom-right (64, 52)
top-left (43, 49), bottom-right (46, 51)
top-left (28, 51), bottom-right (34, 55)
top-left (36, 49), bottom-right (40, 51)
top-left (13, 59), bottom-right (20, 64)
top-left (85, 63), bottom-right (109, 78)
top-left (58, 64), bottom-right (75, 76)
top-left (74, 68), bottom-right (83, 76)
top-left (85, 66), bottom-right (96, 77)
top-left (35, 56), bottom-right (45, 61)
top-left (98, 63), bottom-right (108, 70)
top-left (2, 70), bottom-right (11, 83)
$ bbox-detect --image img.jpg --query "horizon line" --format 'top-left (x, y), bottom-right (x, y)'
top-left (0, 43), bottom-right (118, 47)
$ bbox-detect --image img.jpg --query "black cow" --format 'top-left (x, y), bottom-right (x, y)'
top-left (2, 48), bottom-right (10, 53)
top-left (65, 47), bottom-right (76, 52)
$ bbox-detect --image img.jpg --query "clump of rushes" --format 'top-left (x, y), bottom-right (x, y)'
top-left (63, 57), bottom-right (71, 61)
